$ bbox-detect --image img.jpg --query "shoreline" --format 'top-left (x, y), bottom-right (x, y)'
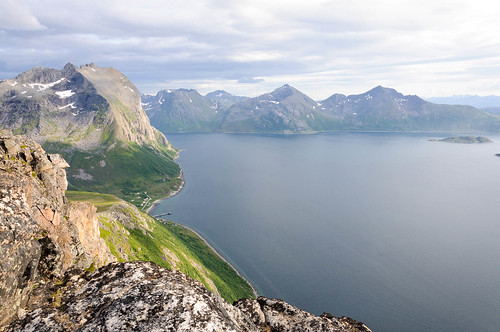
top-left (160, 218), bottom-right (259, 298)
top-left (146, 170), bottom-right (259, 298)
top-left (146, 170), bottom-right (185, 214)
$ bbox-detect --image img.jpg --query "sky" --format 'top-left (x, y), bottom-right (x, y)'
top-left (1, 0), bottom-right (500, 100)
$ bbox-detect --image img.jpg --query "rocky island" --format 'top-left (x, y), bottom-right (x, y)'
top-left (429, 136), bottom-right (493, 143)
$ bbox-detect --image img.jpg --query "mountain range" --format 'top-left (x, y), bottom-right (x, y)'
top-left (0, 63), bottom-right (181, 207)
top-left (143, 85), bottom-right (500, 133)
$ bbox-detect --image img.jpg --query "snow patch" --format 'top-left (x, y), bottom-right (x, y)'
top-left (260, 100), bottom-right (280, 104)
top-left (21, 91), bottom-right (27, 94)
top-left (59, 103), bottom-right (77, 110)
top-left (55, 90), bottom-right (75, 99)
top-left (9, 81), bottom-right (18, 87)
top-left (28, 78), bottom-right (65, 91)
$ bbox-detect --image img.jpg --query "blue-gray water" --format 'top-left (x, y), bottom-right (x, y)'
top-left (150, 132), bottom-right (500, 331)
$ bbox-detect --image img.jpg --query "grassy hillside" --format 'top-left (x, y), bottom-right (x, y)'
top-left (66, 191), bottom-right (255, 303)
top-left (46, 141), bottom-right (182, 210)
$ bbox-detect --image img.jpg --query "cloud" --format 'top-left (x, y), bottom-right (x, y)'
top-left (0, 0), bottom-right (46, 31)
top-left (1, 0), bottom-right (500, 98)
top-left (237, 77), bottom-right (265, 84)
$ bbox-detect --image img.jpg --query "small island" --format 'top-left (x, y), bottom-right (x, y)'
top-left (429, 136), bottom-right (493, 144)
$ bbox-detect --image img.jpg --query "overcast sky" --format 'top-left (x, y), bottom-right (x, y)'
top-left (1, 0), bottom-right (499, 99)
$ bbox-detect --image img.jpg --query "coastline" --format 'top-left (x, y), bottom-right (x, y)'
top-left (162, 218), bottom-right (259, 298)
top-left (146, 170), bottom-right (259, 298)
top-left (147, 170), bottom-right (184, 214)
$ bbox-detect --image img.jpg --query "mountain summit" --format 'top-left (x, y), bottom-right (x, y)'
top-left (218, 84), bottom-right (333, 132)
top-left (0, 63), bottom-right (181, 206)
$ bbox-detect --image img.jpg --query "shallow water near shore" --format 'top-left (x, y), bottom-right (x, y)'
top-left (150, 132), bottom-right (500, 331)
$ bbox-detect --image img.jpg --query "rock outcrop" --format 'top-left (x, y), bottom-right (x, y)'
top-left (0, 131), bottom-right (114, 326)
top-left (5, 261), bottom-right (371, 332)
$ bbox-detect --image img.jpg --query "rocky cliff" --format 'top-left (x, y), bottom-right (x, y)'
top-left (0, 63), bottom-right (173, 152)
top-left (0, 130), bottom-right (114, 326)
top-left (0, 132), bottom-right (370, 331)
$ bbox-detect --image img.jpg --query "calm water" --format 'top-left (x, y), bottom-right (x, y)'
top-left (150, 132), bottom-right (500, 331)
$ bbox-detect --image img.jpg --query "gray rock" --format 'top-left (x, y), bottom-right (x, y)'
top-left (6, 262), bottom-right (371, 332)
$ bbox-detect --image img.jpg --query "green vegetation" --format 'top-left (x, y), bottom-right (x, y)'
top-left (429, 136), bottom-right (493, 144)
top-left (68, 191), bottom-right (255, 303)
top-left (66, 191), bottom-right (121, 212)
top-left (45, 141), bottom-right (182, 209)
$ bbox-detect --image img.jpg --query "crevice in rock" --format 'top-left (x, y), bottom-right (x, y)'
top-left (36, 206), bottom-right (55, 223)
top-left (38, 236), bottom-right (62, 280)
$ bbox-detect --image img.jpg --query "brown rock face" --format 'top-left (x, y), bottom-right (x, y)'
top-left (0, 131), bottom-right (114, 326)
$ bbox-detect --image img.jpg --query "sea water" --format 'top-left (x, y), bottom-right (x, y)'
top-left (150, 132), bottom-right (500, 331)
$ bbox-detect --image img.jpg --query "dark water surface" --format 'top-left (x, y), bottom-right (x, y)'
top-left (150, 132), bottom-right (500, 331)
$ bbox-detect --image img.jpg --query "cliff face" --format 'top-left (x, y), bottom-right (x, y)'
top-left (0, 63), bottom-right (174, 152)
top-left (0, 131), bottom-right (114, 326)
top-left (0, 132), bottom-right (370, 332)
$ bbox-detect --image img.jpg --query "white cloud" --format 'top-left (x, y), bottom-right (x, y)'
top-left (1, 0), bottom-right (500, 98)
top-left (0, 0), bottom-right (46, 30)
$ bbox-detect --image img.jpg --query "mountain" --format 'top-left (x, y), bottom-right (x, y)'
top-left (205, 90), bottom-right (249, 109)
top-left (0, 131), bottom-right (371, 332)
top-left (146, 85), bottom-right (500, 134)
top-left (318, 86), bottom-right (500, 131)
top-left (218, 84), bottom-right (337, 133)
top-left (143, 89), bottom-right (220, 132)
top-left (0, 63), bottom-right (181, 207)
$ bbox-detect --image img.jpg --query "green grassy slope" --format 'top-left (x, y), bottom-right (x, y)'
top-left (46, 141), bottom-right (182, 210)
top-left (67, 191), bottom-right (255, 303)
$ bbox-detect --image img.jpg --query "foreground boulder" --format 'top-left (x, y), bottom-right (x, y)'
top-left (5, 261), bottom-right (371, 332)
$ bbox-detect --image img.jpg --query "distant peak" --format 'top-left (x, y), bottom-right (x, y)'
top-left (366, 85), bottom-right (399, 96)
